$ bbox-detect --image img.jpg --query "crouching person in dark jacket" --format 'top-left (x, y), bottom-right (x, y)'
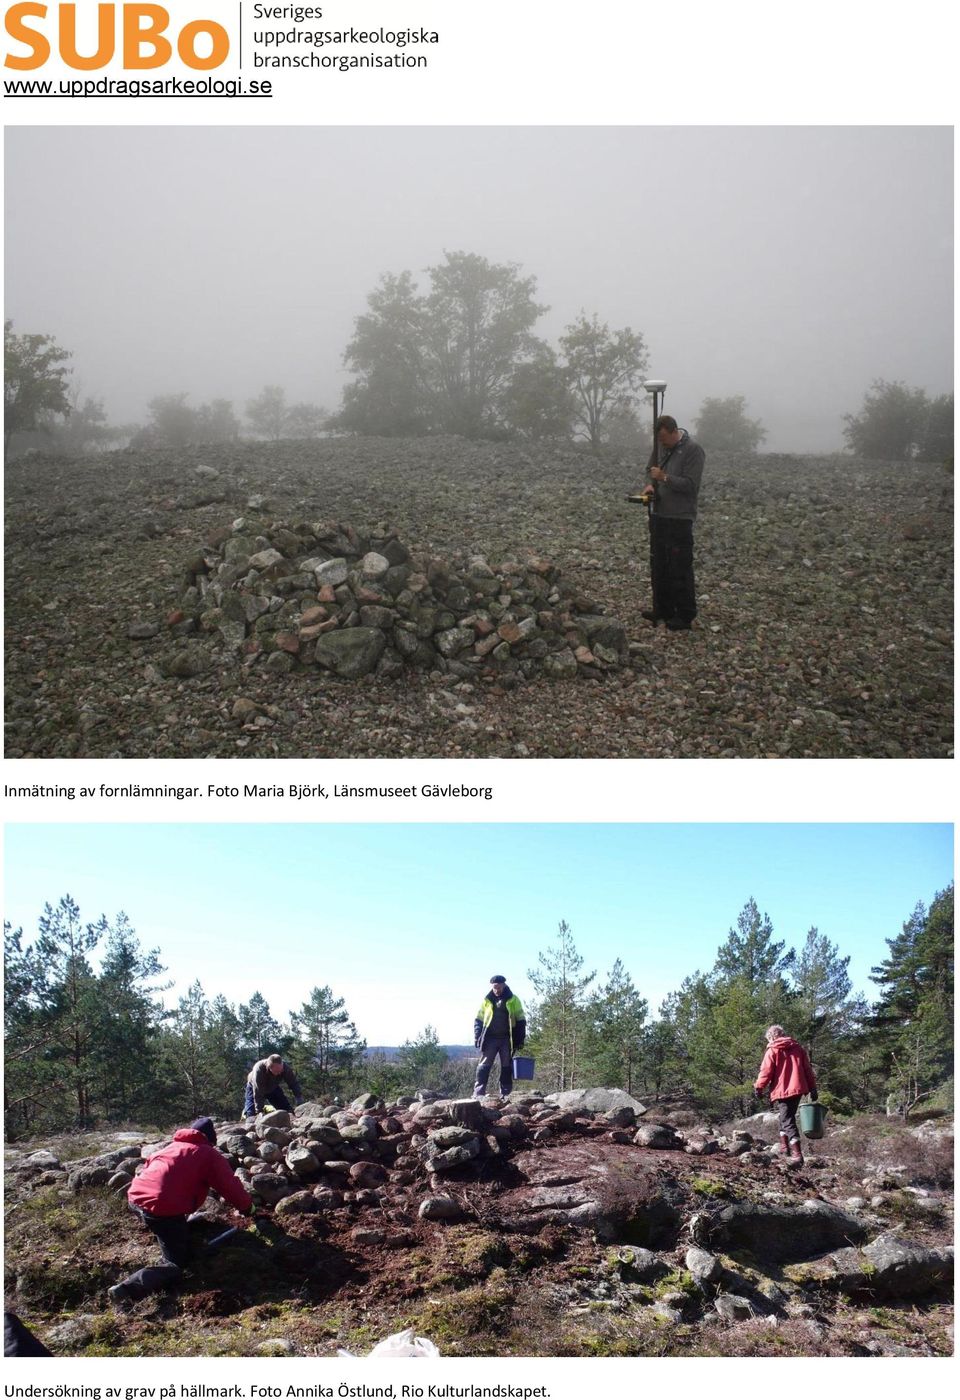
top-left (109, 1117), bottom-right (252, 1309)
top-left (243, 1053), bottom-right (304, 1121)
top-left (473, 975), bottom-right (526, 1099)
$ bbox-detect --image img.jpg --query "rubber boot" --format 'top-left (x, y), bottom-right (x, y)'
top-left (778, 1133), bottom-right (790, 1158)
top-left (785, 1138), bottom-right (804, 1169)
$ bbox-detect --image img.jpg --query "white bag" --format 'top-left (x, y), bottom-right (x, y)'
top-left (338, 1327), bottom-right (440, 1358)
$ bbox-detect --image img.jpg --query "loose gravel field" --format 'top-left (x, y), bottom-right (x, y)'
top-left (3, 438), bottom-right (953, 759)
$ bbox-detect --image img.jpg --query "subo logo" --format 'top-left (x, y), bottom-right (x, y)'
top-left (4, 4), bottom-right (230, 69)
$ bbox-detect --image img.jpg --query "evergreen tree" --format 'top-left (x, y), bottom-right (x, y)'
top-left (714, 898), bottom-right (795, 985)
top-left (237, 991), bottom-right (283, 1061)
top-left (583, 960), bottom-right (648, 1092)
top-left (157, 985), bottom-right (251, 1120)
top-left (870, 885), bottom-right (953, 1116)
top-left (526, 921), bottom-right (596, 1091)
top-left (290, 986), bottom-right (366, 1097)
top-left (91, 912), bottom-right (167, 1122)
top-left (396, 1025), bottom-right (449, 1092)
top-left (4, 921), bottom-right (52, 1138)
top-left (788, 926), bottom-right (866, 1106)
top-left (34, 896), bottom-right (102, 1126)
top-left (688, 900), bottom-right (796, 1115)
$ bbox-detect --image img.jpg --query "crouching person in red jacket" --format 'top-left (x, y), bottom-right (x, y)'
top-left (754, 1026), bottom-right (818, 1168)
top-left (109, 1117), bottom-right (253, 1308)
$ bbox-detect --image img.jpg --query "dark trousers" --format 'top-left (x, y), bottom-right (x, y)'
top-left (243, 1082), bottom-right (292, 1117)
top-left (776, 1095), bottom-right (803, 1144)
top-left (119, 1206), bottom-right (197, 1300)
top-left (649, 515), bottom-right (697, 623)
top-left (474, 1036), bottom-right (513, 1097)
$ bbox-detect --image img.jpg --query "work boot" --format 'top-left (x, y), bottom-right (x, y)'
top-left (641, 609), bottom-right (664, 625)
top-left (108, 1283), bottom-right (134, 1312)
top-left (785, 1138), bottom-right (804, 1169)
top-left (666, 617), bottom-right (692, 631)
top-left (778, 1133), bottom-right (790, 1158)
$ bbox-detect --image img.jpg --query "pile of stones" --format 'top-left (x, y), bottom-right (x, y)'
top-left (158, 518), bottom-right (629, 682)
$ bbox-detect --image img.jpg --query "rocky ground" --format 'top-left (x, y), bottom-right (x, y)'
top-left (4, 439), bottom-right (953, 758)
top-left (4, 1092), bottom-right (953, 1357)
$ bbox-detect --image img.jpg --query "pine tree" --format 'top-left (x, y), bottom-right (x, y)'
top-left (788, 926), bottom-right (865, 1107)
top-left (158, 985), bottom-right (251, 1121)
top-left (92, 912), bottom-right (167, 1122)
top-left (237, 991), bottom-right (283, 1061)
top-left (870, 886), bottom-right (953, 1116)
top-left (4, 921), bottom-right (52, 1137)
top-left (396, 1025), bottom-right (449, 1091)
top-left (582, 960), bottom-right (648, 1092)
top-left (34, 896), bottom-right (102, 1126)
top-left (290, 986), bottom-right (366, 1097)
top-left (714, 898), bottom-right (795, 984)
top-left (526, 921), bottom-right (596, 1091)
top-left (688, 900), bottom-right (796, 1115)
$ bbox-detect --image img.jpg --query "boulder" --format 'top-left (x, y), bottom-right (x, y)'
top-left (445, 1098), bottom-right (487, 1130)
top-left (285, 1147), bottom-right (320, 1178)
top-left (786, 1236), bottom-right (954, 1299)
top-left (610, 1246), bottom-right (667, 1282)
top-left (12, 1150), bottom-right (62, 1175)
top-left (546, 1088), bottom-right (647, 1117)
top-left (714, 1294), bottom-right (756, 1322)
top-left (258, 1110), bottom-right (292, 1130)
top-left (314, 628), bottom-right (386, 678)
top-left (685, 1247), bottom-right (723, 1284)
top-left (419, 1195), bottom-right (464, 1222)
top-left (709, 1200), bottom-right (870, 1263)
top-left (274, 1192), bottom-right (320, 1218)
top-left (634, 1123), bottom-right (683, 1150)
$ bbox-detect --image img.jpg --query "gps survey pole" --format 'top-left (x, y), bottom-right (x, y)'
top-left (626, 376), bottom-right (667, 507)
top-left (644, 377), bottom-right (668, 492)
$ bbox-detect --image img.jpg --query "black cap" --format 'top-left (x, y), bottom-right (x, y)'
top-left (490, 975), bottom-right (506, 984)
top-left (190, 1117), bottom-right (217, 1144)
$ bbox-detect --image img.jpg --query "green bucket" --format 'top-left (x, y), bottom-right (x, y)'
top-left (798, 1101), bottom-right (826, 1139)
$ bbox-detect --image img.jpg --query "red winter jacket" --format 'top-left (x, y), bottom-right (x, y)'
top-left (127, 1128), bottom-right (252, 1217)
top-left (754, 1036), bottom-right (817, 1101)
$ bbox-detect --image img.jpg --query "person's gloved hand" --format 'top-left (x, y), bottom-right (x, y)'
top-left (753, 1087), bottom-right (763, 1101)
top-left (809, 1090), bottom-right (818, 1102)
top-left (294, 1096), bottom-right (304, 1107)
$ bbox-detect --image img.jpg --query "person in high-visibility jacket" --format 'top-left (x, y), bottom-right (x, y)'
top-left (473, 975), bottom-right (526, 1098)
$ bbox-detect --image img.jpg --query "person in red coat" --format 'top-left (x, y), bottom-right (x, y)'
top-left (109, 1118), bottom-right (253, 1308)
top-left (754, 1025), bottom-right (818, 1167)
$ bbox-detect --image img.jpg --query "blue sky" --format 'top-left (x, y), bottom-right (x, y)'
top-left (3, 824), bottom-right (951, 1045)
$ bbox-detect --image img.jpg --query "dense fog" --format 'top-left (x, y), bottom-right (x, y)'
top-left (4, 125), bottom-right (953, 452)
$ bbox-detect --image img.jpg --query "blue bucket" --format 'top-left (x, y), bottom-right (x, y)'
top-left (512, 1055), bottom-right (535, 1081)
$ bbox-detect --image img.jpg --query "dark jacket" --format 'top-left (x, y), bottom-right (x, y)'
top-left (474, 986), bottom-right (526, 1053)
top-left (127, 1128), bottom-right (253, 1217)
top-left (246, 1057), bottom-right (303, 1112)
top-left (653, 430), bottom-right (705, 521)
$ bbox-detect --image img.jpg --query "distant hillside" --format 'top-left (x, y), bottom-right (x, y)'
top-left (364, 1045), bottom-right (476, 1062)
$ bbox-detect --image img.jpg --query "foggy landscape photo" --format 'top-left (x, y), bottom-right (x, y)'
top-left (3, 126), bottom-right (953, 758)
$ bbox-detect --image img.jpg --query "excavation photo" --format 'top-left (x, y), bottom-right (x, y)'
top-left (3, 824), bottom-right (953, 1357)
top-left (4, 127), bottom-right (953, 759)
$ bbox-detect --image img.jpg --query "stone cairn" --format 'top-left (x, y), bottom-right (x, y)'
top-left (92, 1092), bottom-right (663, 1227)
top-left (164, 519), bottom-right (629, 682)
